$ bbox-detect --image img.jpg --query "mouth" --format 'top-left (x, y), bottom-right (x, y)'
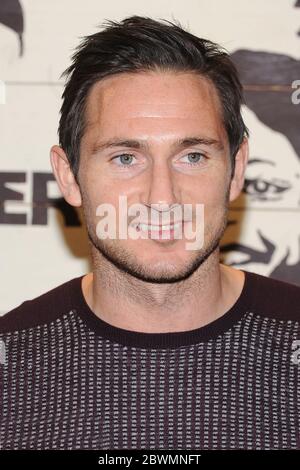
top-left (133, 221), bottom-right (184, 241)
top-left (137, 221), bottom-right (182, 231)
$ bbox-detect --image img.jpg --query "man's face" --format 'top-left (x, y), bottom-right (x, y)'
top-left (76, 71), bottom-right (244, 283)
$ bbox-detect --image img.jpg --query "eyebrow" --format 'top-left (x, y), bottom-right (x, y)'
top-left (90, 136), bottom-right (224, 155)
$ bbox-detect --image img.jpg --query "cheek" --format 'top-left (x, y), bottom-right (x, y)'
top-left (82, 165), bottom-right (114, 204)
top-left (81, 178), bottom-right (132, 229)
top-left (195, 175), bottom-right (229, 209)
top-left (80, 179), bottom-right (112, 222)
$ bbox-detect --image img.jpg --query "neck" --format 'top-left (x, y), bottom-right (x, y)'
top-left (82, 250), bottom-right (245, 334)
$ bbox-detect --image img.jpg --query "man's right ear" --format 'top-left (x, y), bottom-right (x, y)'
top-left (50, 145), bottom-right (82, 207)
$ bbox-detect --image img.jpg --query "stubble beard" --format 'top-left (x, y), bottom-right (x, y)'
top-left (83, 201), bottom-right (230, 285)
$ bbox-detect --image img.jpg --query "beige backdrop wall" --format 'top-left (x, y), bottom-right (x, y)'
top-left (1, 0), bottom-right (299, 314)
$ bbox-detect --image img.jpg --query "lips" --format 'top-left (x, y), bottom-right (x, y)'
top-left (137, 222), bottom-right (182, 231)
top-left (131, 221), bottom-right (186, 242)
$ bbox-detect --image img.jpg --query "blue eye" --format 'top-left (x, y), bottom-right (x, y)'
top-left (180, 152), bottom-right (206, 166)
top-left (112, 154), bottom-right (136, 166)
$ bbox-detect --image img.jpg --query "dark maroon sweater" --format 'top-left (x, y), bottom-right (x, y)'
top-left (0, 269), bottom-right (300, 450)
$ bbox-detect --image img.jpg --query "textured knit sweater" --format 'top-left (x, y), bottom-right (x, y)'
top-left (0, 269), bottom-right (300, 450)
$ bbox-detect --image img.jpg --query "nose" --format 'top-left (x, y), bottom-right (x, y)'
top-left (143, 159), bottom-right (179, 209)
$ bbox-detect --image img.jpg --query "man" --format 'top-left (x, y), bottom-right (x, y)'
top-left (0, 15), bottom-right (299, 450)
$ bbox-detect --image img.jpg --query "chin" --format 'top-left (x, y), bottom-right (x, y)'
top-left (126, 267), bottom-right (195, 284)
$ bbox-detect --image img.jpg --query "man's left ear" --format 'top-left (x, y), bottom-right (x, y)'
top-left (229, 138), bottom-right (249, 202)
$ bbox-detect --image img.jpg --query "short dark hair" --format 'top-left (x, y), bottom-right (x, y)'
top-left (58, 15), bottom-right (248, 182)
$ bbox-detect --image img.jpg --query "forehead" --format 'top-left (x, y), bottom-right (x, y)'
top-left (83, 71), bottom-right (226, 144)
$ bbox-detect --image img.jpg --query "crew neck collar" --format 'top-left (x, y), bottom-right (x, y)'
top-left (71, 269), bottom-right (256, 349)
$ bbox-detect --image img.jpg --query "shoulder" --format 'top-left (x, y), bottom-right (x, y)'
top-left (0, 275), bottom-right (83, 334)
top-left (244, 269), bottom-right (300, 322)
